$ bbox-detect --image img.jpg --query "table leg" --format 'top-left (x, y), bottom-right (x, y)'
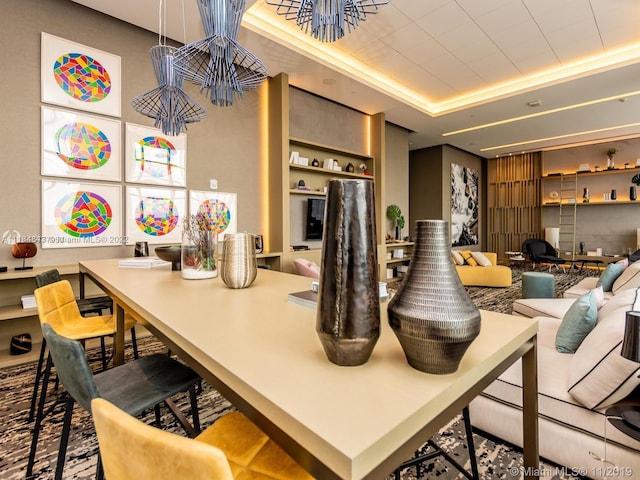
top-left (79, 271), bottom-right (86, 299)
top-left (522, 337), bottom-right (539, 480)
top-left (114, 303), bottom-right (125, 366)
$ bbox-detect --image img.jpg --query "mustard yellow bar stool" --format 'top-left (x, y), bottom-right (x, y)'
top-left (92, 397), bottom-right (315, 480)
top-left (27, 279), bottom-right (137, 422)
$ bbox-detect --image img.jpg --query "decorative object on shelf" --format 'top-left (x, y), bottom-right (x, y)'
top-left (611, 189), bottom-right (617, 201)
top-left (387, 220), bottom-right (481, 374)
top-left (154, 245), bottom-right (182, 270)
top-left (254, 234), bottom-right (263, 253)
top-left (317, 179), bottom-right (379, 366)
top-left (181, 213), bottom-right (217, 280)
top-left (631, 173), bottom-right (640, 200)
top-left (174, 0), bottom-right (267, 107)
top-left (549, 191), bottom-right (559, 200)
top-left (221, 233), bottom-right (257, 288)
top-left (631, 186), bottom-right (637, 202)
top-left (607, 148), bottom-right (618, 169)
top-left (626, 163), bottom-right (631, 169)
top-left (386, 204), bottom-right (405, 240)
top-left (266, 0), bottom-right (389, 43)
top-left (311, 158), bottom-right (319, 167)
top-left (10, 333), bottom-right (32, 355)
top-left (583, 188), bottom-right (590, 203)
top-left (595, 165), bottom-right (601, 172)
top-left (11, 242), bottom-right (37, 271)
top-left (359, 163), bottom-right (367, 174)
top-left (579, 241), bottom-right (585, 255)
top-left (345, 162), bottom-right (355, 173)
top-left (134, 241), bottom-right (149, 257)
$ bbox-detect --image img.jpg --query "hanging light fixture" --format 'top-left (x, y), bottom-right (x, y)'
top-left (266, 0), bottom-right (389, 43)
top-left (174, 0), bottom-right (267, 107)
top-left (131, 0), bottom-right (206, 135)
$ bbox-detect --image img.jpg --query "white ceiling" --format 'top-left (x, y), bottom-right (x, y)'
top-left (70, 0), bottom-right (640, 157)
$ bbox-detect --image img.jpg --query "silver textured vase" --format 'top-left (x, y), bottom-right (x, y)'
top-left (388, 220), bottom-right (481, 374)
top-left (220, 233), bottom-right (257, 289)
top-left (316, 179), bottom-right (380, 366)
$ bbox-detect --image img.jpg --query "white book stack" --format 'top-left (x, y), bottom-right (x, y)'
top-left (21, 294), bottom-right (36, 309)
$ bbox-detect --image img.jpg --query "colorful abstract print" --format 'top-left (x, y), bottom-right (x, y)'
top-left (135, 136), bottom-right (176, 178)
top-left (55, 122), bottom-right (111, 170)
top-left (135, 197), bottom-right (179, 236)
top-left (55, 191), bottom-right (112, 237)
top-left (198, 200), bottom-right (231, 234)
top-left (53, 53), bottom-right (111, 103)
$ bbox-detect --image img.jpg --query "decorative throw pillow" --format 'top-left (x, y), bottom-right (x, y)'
top-left (596, 262), bottom-right (624, 292)
top-left (460, 250), bottom-right (477, 266)
top-left (470, 251), bottom-right (492, 267)
top-left (612, 261), bottom-right (640, 295)
top-left (567, 288), bottom-right (640, 409)
top-left (592, 285), bottom-right (605, 310)
top-left (451, 250), bottom-right (465, 266)
top-left (556, 291), bottom-right (597, 353)
top-left (616, 258), bottom-right (629, 269)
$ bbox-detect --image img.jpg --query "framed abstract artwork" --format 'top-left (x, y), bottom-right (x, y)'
top-left (125, 123), bottom-right (187, 187)
top-left (41, 180), bottom-right (123, 249)
top-left (451, 163), bottom-right (479, 247)
top-left (41, 106), bottom-right (121, 181)
top-left (41, 32), bottom-right (121, 118)
top-left (189, 191), bottom-right (237, 240)
top-left (125, 186), bottom-right (186, 245)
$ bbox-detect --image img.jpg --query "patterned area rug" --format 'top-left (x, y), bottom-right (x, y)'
top-left (2, 266), bottom-right (598, 479)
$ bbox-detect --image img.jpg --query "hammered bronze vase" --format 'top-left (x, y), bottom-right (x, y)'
top-left (388, 220), bottom-right (481, 374)
top-left (316, 179), bottom-right (380, 366)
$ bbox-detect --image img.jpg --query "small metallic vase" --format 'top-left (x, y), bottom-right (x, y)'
top-left (388, 220), bottom-right (481, 374)
top-left (221, 233), bottom-right (257, 288)
top-left (316, 179), bottom-right (380, 366)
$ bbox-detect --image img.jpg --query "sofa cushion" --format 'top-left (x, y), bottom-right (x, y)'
top-left (612, 260), bottom-right (640, 295)
top-left (563, 277), bottom-right (606, 299)
top-left (596, 262), bottom-right (624, 292)
top-left (556, 291), bottom-right (597, 354)
top-left (470, 251), bottom-right (492, 267)
top-left (460, 250), bottom-right (477, 266)
top-left (567, 288), bottom-right (640, 409)
top-left (451, 250), bottom-right (464, 265)
top-left (512, 297), bottom-right (577, 319)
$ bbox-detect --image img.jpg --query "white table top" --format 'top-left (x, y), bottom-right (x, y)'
top-left (80, 259), bottom-right (538, 479)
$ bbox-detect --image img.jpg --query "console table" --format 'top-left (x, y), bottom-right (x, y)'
top-left (80, 259), bottom-right (540, 479)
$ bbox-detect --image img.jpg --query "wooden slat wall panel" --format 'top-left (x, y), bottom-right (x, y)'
top-left (487, 153), bottom-right (542, 261)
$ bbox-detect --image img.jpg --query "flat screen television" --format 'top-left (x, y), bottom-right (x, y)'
top-left (305, 198), bottom-right (326, 240)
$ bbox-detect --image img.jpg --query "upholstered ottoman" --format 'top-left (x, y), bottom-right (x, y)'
top-left (522, 271), bottom-right (555, 298)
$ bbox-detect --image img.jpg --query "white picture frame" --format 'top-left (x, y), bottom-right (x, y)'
top-left (125, 123), bottom-right (187, 187)
top-left (125, 186), bottom-right (186, 245)
top-left (41, 180), bottom-right (123, 249)
top-left (189, 190), bottom-right (238, 241)
top-left (41, 106), bottom-right (121, 181)
top-left (41, 32), bottom-right (121, 118)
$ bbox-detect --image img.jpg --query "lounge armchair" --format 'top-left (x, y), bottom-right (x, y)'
top-left (522, 238), bottom-right (567, 272)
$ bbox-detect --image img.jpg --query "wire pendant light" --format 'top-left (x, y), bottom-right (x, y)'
top-left (174, 0), bottom-right (267, 107)
top-left (266, 0), bottom-right (389, 43)
top-left (131, 0), bottom-right (206, 135)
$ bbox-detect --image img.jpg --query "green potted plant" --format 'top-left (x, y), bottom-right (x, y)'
top-left (386, 204), bottom-right (405, 240)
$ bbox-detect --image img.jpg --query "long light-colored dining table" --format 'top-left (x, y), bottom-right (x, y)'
top-left (79, 258), bottom-right (539, 480)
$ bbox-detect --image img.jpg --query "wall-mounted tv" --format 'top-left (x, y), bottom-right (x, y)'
top-left (305, 198), bottom-right (326, 240)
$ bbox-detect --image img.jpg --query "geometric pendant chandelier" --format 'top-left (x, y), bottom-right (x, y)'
top-left (131, 44), bottom-right (207, 136)
top-left (266, 0), bottom-right (389, 43)
top-left (131, 0), bottom-right (207, 135)
top-left (174, 0), bottom-right (267, 107)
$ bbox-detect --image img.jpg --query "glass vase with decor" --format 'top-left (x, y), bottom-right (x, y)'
top-left (181, 213), bottom-right (217, 280)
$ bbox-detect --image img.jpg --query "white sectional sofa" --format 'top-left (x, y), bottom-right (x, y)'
top-left (470, 266), bottom-right (640, 479)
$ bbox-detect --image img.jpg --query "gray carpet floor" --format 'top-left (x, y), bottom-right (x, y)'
top-left (1, 266), bottom-right (599, 479)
